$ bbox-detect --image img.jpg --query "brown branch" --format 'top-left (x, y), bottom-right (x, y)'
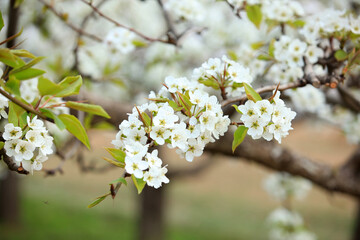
top-left (205, 133), bottom-right (360, 198)
top-left (0, 83), bottom-right (54, 123)
top-left (337, 84), bottom-right (360, 113)
top-left (221, 73), bottom-right (342, 108)
top-left (38, 0), bottom-right (102, 42)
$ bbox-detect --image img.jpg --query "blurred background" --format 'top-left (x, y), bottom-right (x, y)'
top-left (1, 0), bottom-right (360, 239)
top-left (0, 120), bottom-right (356, 240)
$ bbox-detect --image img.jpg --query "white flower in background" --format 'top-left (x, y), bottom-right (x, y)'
top-left (305, 45), bottom-right (324, 64)
top-left (104, 27), bottom-right (136, 54)
top-left (268, 207), bottom-right (303, 228)
top-left (20, 78), bottom-right (38, 103)
top-left (164, 0), bottom-right (205, 22)
top-left (264, 172), bottom-right (312, 201)
top-left (267, 207), bottom-right (316, 240)
top-left (288, 85), bottom-right (326, 114)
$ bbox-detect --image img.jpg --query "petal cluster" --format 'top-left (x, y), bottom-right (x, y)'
top-left (3, 116), bottom-right (54, 174)
top-left (238, 92), bottom-right (296, 143)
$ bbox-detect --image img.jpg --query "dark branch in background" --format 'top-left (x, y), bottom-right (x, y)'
top-left (6, 0), bottom-right (19, 48)
top-left (221, 73), bottom-right (343, 107)
top-left (73, 0), bottom-right (108, 72)
top-left (156, 0), bottom-right (177, 44)
top-left (337, 85), bottom-right (360, 113)
top-left (80, 0), bottom-right (174, 45)
top-left (206, 133), bottom-right (360, 198)
top-left (38, 0), bottom-right (102, 42)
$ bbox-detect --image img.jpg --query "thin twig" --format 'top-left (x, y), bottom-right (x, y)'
top-left (80, 0), bottom-right (173, 45)
top-left (38, 0), bottom-right (102, 42)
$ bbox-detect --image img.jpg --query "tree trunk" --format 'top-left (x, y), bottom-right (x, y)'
top-left (0, 172), bottom-right (20, 225)
top-left (138, 185), bottom-right (165, 240)
top-left (0, 0), bottom-right (21, 226)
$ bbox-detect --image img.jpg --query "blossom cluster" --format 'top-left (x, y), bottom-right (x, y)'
top-left (263, 172), bottom-right (312, 201)
top-left (267, 207), bottom-right (316, 240)
top-left (104, 27), bottom-right (136, 54)
top-left (301, 9), bottom-right (360, 44)
top-left (238, 92), bottom-right (296, 143)
top-left (192, 56), bottom-right (253, 97)
top-left (112, 74), bottom-right (230, 188)
top-left (262, 0), bottom-right (304, 23)
top-left (164, 0), bottom-right (205, 22)
top-left (288, 85), bottom-right (327, 114)
top-left (227, 0), bottom-right (304, 23)
top-left (267, 36), bottom-right (324, 84)
top-left (3, 116), bottom-right (54, 173)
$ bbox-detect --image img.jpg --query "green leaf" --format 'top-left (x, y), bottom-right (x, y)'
top-left (244, 83), bottom-right (262, 102)
top-left (178, 92), bottom-right (192, 111)
top-left (227, 50), bottom-right (238, 61)
top-left (246, 4), bottom-right (262, 29)
top-left (232, 126), bottom-right (248, 153)
top-left (93, 121), bottom-right (115, 130)
top-left (132, 40), bottom-right (147, 47)
top-left (110, 177), bottom-right (127, 186)
top-left (251, 41), bottom-right (264, 50)
top-left (0, 48), bottom-right (24, 68)
top-left (198, 78), bottom-right (220, 89)
top-left (10, 49), bottom-right (36, 59)
top-left (40, 108), bottom-right (66, 130)
top-left (13, 68), bottom-right (45, 80)
top-left (335, 49), bottom-right (348, 61)
top-left (168, 100), bottom-right (183, 111)
top-left (8, 101), bottom-right (26, 127)
top-left (232, 104), bottom-right (243, 114)
top-left (87, 194), bottom-right (110, 208)
top-left (58, 114), bottom-right (90, 149)
top-left (0, 11), bottom-right (4, 32)
top-left (102, 157), bottom-right (125, 168)
top-left (141, 112), bottom-right (151, 127)
top-left (288, 19), bottom-right (305, 28)
top-left (0, 141), bottom-right (4, 150)
top-left (132, 175), bottom-right (146, 194)
top-left (9, 56), bottom-right (44, 75)
top-left (105, 148), bottom-right (126, 163)
top-left (5, 76), bottom-right (20, 96)
top-left (38, 75), bottom-right (82, 97)
top-left (268, 39), bottom-right (275, 57)
top-left (65, 101), bottom-right (110, 119)
top-left (257, 54), bottom-right (273, 61)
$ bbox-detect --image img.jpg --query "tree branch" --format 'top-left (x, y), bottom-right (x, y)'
top-left (205, 133), bottom-right (360, 198)
top-left (80, 0), bottom-right (174, 45)
top-left (38, 0), bottom-right (102, 42)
